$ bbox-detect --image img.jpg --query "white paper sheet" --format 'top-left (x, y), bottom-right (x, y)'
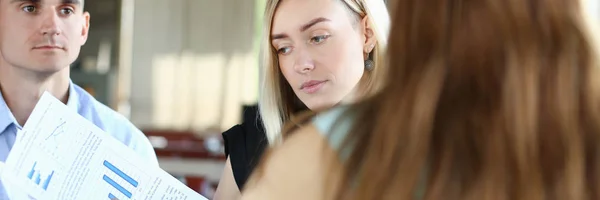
top-left (0, 92), bottom-right (208, 200)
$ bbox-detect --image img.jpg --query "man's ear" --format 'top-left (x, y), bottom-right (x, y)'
top-left (80, 11), bottom-right (90, 45)
top-left (360, 16), bottom-right (377, 56)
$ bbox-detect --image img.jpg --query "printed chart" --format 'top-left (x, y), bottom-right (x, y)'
top-left (26, 161), bottom-right (55, 191)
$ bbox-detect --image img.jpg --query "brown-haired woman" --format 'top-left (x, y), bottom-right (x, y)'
top-left (240, 0), bottom-right (600, 199)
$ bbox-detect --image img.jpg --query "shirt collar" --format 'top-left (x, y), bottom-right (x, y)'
top-left (66, 80), bottom-right (80, 112)
top-left (0, 80), bottom-right (79, 132)
top-left (0, 89), bottom-right (15, 132)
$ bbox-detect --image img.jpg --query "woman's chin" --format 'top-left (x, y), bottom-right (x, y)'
top-left (304, 100), bottom-right (339, 111)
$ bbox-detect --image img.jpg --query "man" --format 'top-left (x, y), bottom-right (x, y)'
top-left (0, 0), bottom-right (157, 166)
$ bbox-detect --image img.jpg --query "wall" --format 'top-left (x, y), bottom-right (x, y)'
top-left (130, 0), bottom-right (260, 133)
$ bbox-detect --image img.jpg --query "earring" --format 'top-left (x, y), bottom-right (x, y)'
top-left (364, 44), bottom-right (375, 71)
top-left (364, 58), bottom-right (374, 71)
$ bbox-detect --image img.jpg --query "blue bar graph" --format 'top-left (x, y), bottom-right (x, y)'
top-left (103, 161), bottom-right (138, 187)
top-left (26, 162), bottom-right (54, 191)
top-left (28, 162), bottom-right (36, 179)
top-left (108, 193), bottom-right (117, 199)
top-left (42, 171), bottom-right (54, 190)
top-left (103, 175), bottom-right (132, 198)
top-left (34, 173), bottom-right (41, 185)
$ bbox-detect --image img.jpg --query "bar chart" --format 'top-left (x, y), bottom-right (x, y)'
top-left (102, 160), bottom-right (139, 199)
top-left (26, 161), bottom-right (55, 191)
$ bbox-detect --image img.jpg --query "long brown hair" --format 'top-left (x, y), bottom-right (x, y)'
top-left (334, 0), bottom-right (600, 199)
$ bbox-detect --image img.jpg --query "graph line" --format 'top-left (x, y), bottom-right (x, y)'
top-left (103, 175), bottom-right (132, 198)
top-left (44, 121), bottom-right (66, 141)
top-left (103, 160), bottom-right (139, 187)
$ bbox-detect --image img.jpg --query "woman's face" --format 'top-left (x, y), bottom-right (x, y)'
top-left (271, 0), bottom-right (376, 110)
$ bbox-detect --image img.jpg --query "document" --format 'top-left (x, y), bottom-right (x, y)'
top-left (0, 92), bottom-right (208, 200)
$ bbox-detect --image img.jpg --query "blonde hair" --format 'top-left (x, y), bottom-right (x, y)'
top-left (259, 0), bottom-right (390, 145)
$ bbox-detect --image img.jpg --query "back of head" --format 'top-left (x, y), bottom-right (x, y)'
top-left (337, 0), bottom-right (600, 199)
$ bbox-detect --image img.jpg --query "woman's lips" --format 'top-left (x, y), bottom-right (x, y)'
top-left (300, 80), bottom-right (327, 94)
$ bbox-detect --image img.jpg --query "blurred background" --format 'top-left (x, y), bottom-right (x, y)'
top-left (72, 0), bottom-right (598, 198)
top-left (73, 0), bottom-right (265, 198)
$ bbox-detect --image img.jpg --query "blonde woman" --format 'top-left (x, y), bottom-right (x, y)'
top-left (214, 0), bottom-right (390, 199)
top-left (241, 0), bottom-right (600, 199)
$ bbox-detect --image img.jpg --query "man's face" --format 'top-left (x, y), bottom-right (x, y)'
top-left (0, 0), bottom-right (89, 74)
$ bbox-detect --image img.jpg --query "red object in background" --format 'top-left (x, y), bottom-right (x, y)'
top-left (184, 175), bottom-right (217, 198)
top-left (143, 130), bottom-right (226, 160)
top-left (144, 130), bottom-right (223, 199)
top-left (185, 176), bottom-right (205, 192)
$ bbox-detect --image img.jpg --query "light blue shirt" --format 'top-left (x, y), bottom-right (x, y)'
top-left (0, 81), bottom-right (158, 164)
top-left (312, 106), bottom-right (427, 199)
top-left (313, 106), bottom-right (354, 159)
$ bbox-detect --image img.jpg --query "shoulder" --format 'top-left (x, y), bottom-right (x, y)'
top-left (222, 122), bottom-right (267, 154)
top-left (222, 121), bottom-right (268, 189)
top-left (72, 84), bottom-right (158, 164)
top-left (242, 107), bottom-right (357, 199)
top-left (242, 124), bottom-right (342, 200)
top-left (222, 124), bottom-right (244, 157)
top-left (223, 105), bottom-right (266, 149)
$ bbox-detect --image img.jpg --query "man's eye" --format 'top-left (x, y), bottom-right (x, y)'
top-left (22, 5), bottom-right (36, 13)
top-left (60, 8), bottom-right (74, 15)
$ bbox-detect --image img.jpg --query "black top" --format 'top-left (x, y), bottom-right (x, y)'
top-left (222, 106), bottom-right (268, 190)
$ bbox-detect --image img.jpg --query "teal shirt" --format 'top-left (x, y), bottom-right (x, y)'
top-left (312, 106), bottom-right (354, 155)
top-left (311, 106), bottom-right (427, 199)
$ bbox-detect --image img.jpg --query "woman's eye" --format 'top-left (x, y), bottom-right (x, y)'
top-left (310, 35), bottom-right (330, 44)
top-left (277, 47), bottom-right (292, 55)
